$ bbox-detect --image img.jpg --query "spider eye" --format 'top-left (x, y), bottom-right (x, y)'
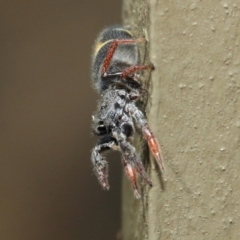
top-left (101, 105), bottom-right (107, 110)
top-left (121, 123), bottom-right (133, 138)
top-left (94, 121), bottom-right (107, 135)
top-left (97, 126), bottom-right (107, 133)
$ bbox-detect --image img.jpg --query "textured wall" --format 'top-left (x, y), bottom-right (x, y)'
top-left (122, 0), bottom-right (240, 239)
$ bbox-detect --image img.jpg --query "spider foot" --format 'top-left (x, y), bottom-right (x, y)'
top-left (95, 163), bottom-right (110, 190)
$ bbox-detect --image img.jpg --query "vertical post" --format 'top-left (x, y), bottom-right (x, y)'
top-left (122, 0), bottom-right (240, 239)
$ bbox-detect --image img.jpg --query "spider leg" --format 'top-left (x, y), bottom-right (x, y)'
top-left (91, 135), bottom-right (118, 190)
top-left (113, 128), bottom-right (153, 187)
top-left (122, 158), bottom-right (141, 199)
top-left (142, 123), bottom-right (165, 173)
top-left (120, 64), bottom-right (154, 79)
top-left (120, 139), bottom-right (153, 187)
top-left (126, 104), bottom-right (165, 173)
top-left (102, 38), bottom-right (145, 77)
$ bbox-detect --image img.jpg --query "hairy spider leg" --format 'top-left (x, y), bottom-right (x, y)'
top-left (91, 138), bottom-right (118, 190)
top-left (133, 157), bottom-right (153, 186)
top-left (126, 104), bottom-right (165, 173)
top-left (121, 141), bottom-right (153, 187)
top-left (102, 38), bottom-right (145, 77)
top-left (122, 158), bottom-right (141, 199)
top-left (142, 124), bottom-right (165, 173)
top-left (113, 129), bottom-right (153, 187)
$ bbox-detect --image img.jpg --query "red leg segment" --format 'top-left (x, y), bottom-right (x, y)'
top-left (102, 38), bottom-right (145, 77)
top-left (122, 159), bottom-right (141, 199)
top-left (120, 64), bottom-right (154, 79)
top-left (142, 124), bottom-right (165, 173)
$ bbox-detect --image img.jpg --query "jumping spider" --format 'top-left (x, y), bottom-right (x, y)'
top-left (91, 25), bottom-right (164, 199)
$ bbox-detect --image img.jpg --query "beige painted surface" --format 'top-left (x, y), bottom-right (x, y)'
top-left (122, 0), bottom-right (240, 239)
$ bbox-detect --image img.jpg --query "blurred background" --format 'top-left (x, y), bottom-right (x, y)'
top-left (0, 1), bottom-right (122, 239)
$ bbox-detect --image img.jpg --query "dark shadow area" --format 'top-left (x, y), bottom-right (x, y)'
top-left (0, 1), bottom-right (122, 239)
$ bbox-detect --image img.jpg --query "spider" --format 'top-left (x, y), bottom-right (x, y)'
top-left (91, 25), bottom-right (164, 199)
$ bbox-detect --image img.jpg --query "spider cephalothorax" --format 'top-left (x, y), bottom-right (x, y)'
top-left (91, 25), bottom-right (164, 198)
